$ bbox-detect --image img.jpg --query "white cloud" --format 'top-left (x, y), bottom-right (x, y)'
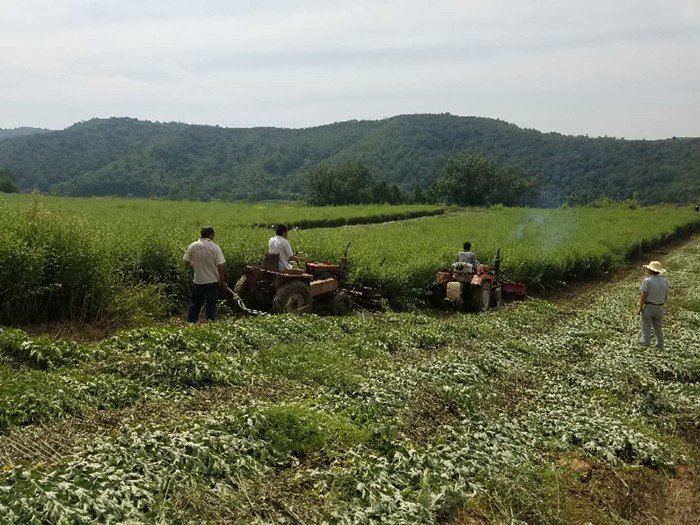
top-left (0, 0), bottom-right (698, 137)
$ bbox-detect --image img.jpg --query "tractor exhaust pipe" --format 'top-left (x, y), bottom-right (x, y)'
top-left (494, 247), bottom-right (501, 281)
top-left (340, 242), bottom-right (351, 276)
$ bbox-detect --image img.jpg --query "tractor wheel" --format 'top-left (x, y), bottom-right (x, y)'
top-left (429, 283), bottom-right (446, 308)
top-left (272, 281), bottom-right (313, 314)
top-left (331, 292), bottom-right (353, 316)
top-left (312, 299), bottom-right (332, 316)
top-left (493, 286), bottom-right (503, 309)
top-left (472, 283), bottom-right (492, 312)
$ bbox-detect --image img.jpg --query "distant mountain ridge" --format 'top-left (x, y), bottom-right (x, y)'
top-left (0, 127), bottom-right (53, 140)
top-left (0, 114), bottom-right (697, 205)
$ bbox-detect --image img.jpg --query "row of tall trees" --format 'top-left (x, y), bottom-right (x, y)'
top-left (304, 162), bottom-right (407, 205)
top-left (303, 153), bottom-right (536, 206)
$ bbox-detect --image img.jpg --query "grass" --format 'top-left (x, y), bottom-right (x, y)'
top-left (0, 368), bottom-right (143, 431)
top-left (0, 193), bottom-right (444, 228)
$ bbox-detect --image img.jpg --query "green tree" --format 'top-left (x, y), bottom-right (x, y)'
top-left (431, 152), bottom-right (536, 206)
top-left (388, 184), bottom-right (405, 205)
top-left (431, 152), bottom-right (494, 206)
top-left (1, 115), bottom-right (697, 205)
top-left (371, 180), bottom-right (391, 204)
top-left (304, 161), bottom-right (374, 205)
top-left (495, 163), bottom-right (538, 206)
top-left (0, 167), bottom-right (19, 193)
top-left (411, 185), bottom-right (428, 204)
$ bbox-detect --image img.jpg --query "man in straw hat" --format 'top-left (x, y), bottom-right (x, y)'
top-left (637, 260), bottom-right (669, 349)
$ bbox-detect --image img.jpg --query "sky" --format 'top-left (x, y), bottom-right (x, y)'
top-left (1, 0), bottom-right (699, 138)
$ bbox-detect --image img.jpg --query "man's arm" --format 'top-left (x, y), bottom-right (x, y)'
top-left (637, 280), bottom-right (649, 315)
top-left (216, 247), bottom-right (227, 288)
top-left (638, 291), bottom-right (648, 315)
top-left (638, 279), bottom-right (649, 314)
top-left (286, 240), bottom-right (306, 263)
top-left (218, 264), bottom-right (227, 289)
top-left (182, 247), bottom-right (193, 269)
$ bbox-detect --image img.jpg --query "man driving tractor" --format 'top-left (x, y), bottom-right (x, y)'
top-left (456, 241), bottom-right (479, 267)
top-left (268, 224), bottom-right (306, 272)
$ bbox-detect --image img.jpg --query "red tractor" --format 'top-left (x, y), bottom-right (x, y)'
top-left (232, 243), bottom-right (380, 315)
top-left (429, 249), bottom-right (527, 311)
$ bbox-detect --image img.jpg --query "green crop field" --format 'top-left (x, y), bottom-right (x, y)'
top-left (1, 194), bottom-right (698, 324)
top-left (1, 234), bottom-right (699, 523)
top-left (0, 193), bottom-right (445, 229)
top-left (292, 205), bottom-right (700, 301)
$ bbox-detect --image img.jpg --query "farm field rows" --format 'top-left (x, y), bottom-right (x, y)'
top-left (293, 205), bottom-right (700, 300)
top-left (1, 194), bottom-right (699, 324)
top-left (0, 193), bottom-right (445, 229)
top-left (1, 235), bottom-right (699, 523)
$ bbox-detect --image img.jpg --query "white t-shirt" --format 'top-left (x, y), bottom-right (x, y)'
top-left (457, 251), bottom-right (478, 266)
top-left (268, 235), bottom-right (294, 271)
top-left (183, 238), bottom-right (225, 284)
top-left (640, 274), bottom-right (669, 305)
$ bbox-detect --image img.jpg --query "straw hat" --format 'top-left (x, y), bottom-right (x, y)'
top-left (643, 261), bottom-right (666, 273)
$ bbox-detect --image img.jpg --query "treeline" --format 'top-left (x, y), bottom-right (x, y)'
top-left (0, 127), bottom-right (52, 140)
top-left (0, 114), bottom-right (698, 206)
top-left (304, 153), bottom-right (536, 206)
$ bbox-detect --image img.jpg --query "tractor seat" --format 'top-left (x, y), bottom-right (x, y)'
top-left (263, 253), bottom-right (280, 271)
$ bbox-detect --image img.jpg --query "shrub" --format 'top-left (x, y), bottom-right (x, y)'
top-left (0, 198), bottom-right (113, 323)
top-left (254, 404), bottom-right (368, 458)
top-left (109, 283), bottom-right (172, 326)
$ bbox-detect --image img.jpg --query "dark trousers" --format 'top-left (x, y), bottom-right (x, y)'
top-left (188, 282), bottom-right (220, 322)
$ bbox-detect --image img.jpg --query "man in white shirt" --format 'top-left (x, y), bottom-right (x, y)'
top-left (268, 224), bottom-right (305, 272)
top-left (456, 241), bottom-right (479, 267)
top-left (637, 260), bottom-right (670, 349)
top-left (183, 226), bottom-right (227, 322)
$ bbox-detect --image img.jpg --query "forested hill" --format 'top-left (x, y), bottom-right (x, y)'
top-left (0, 115), bottom-right (698, 205)
top-left (0, 127), bottom-right (53, 140)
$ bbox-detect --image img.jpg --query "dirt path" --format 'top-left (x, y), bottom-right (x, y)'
top-left (555, 234), bottom-right (700, 525)
top-left (549, 234), bottom-right (700, 525)
top-left (535, 232), bottom-right (698, 308)
top-left (663, 466), bottom-right (700, 525)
